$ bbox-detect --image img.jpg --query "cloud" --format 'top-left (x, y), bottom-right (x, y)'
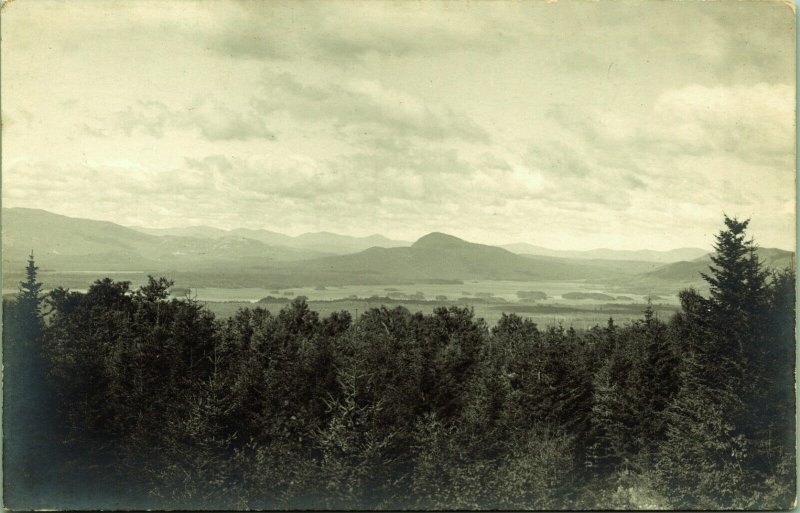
top-left (116, 101), bottom-right (170, 138)
top-left (181, 149), bottom-right (461, 205)
top-left (111, 99), bottom-right (276, 141)
top-left (3, 1), bottom-right (795, 249)
top-left (174, 145), bottom-right (544, 227)
top-left (3, 158), bottom-right (268, 229)
top-left (186, 100), bottom-right (276, 141)
top-left (527, 81), bottom-right (795, 222)
top-left (544, 82), bottom-right (794, 168)
top-left (650, 83), bottom-right (794, 165)
top-left (701, 2), bottom-right (795, 84)
top-left (2, 149), bottom-right (497, 236)
top-left (3, 160), bottom-right (157, 209)
top-left (537, 2), bottom-right (795, 85)
top-left (256, 73), bottom-right (488, 143)
top-left (105, 70), bottom-right (486, 145)
top-left (528, 140), bottom-right (593, 179)
top-left (209, 2), bottom-right (515, 61)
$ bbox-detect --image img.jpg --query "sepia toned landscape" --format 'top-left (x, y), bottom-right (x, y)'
top-left (2, 1), bottom-right (796, 511)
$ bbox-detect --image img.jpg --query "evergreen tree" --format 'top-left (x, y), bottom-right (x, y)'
top-left (705, 218), bottom-right (773, 438)
top-left (700, 216), bottom-right (769, 388)
top-left (655, 216), bottom-right (790, 508)
top-left (4, 252), bottom-right (57, 509)
top-left (702, 217), bottom-right (769, 313)
top-left (17, 251), bottom-right (44, 322)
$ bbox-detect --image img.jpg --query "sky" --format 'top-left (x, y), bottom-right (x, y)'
top-left (2, 0), bottom-right (796, 251)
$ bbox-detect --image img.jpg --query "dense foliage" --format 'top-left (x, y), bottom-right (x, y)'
top-left (4, 217), bottom-right (795, 510)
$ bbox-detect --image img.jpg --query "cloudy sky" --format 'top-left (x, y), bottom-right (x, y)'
top-left (2, 1), bottom-right (796, 250)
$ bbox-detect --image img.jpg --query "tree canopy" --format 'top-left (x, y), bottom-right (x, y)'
top-left (3, 218), bottom-right (795, 510)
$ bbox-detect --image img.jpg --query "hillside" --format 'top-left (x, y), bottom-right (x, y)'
top-left (6, 208), bottom-right (790, 292)
top-left (503, 243), bottom-right (709, 263)
top-left (275, 232), bottom-right (660, 285)
top-left (4, 209), bottom-right (663, 289)
top-left (128, 223), bottom-right (410, 255)
top-left (639, 247), bottom-right (795, 285)
top-left (521, 254), bottom-right (661, 275)
top-left (2, 208), bottom-right (326, 271)
top-left (130, 225), bottom-right (231, 239)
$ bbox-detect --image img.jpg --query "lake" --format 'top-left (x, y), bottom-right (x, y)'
top-left (185, 280), bottom-right (680, 305)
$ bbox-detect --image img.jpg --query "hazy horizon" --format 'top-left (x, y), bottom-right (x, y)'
top-left (5, 205), bottom-right (725, 253)
top-left (2, 1), bottom-right (796, 252)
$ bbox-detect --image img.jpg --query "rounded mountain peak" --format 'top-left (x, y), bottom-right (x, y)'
top-left (412, 232), bottom-right (471, 249)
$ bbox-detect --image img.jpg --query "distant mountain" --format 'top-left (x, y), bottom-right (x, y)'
top-left (693, 247), bottom-right (795, 267)
top-left (520, 254), bottom-right (662, 275)
top-left (2, 208), bottom-right (327, 271)
top-left (4, 208), bottom-right (160, 269)
top-left (291, 232), bottom-right (409, 254)
top-left (275, 232), bottom-right (661, 285)
top-left (130, 225), bottom-right (231, 239)
top-left (502, 243), bottom-right (709, 263)
top-left (128, 224), bottom-right (410, 255)
top-left (642, 247), bottom-right (795, 284)
top-left (132, 225), bottom-right (296, 248)
top-left (227, 228), bottom-right (295, 247)
top-left (412, 232), bottom-right (472, 249)
top-left (7, 208), bottom-right (789, 293)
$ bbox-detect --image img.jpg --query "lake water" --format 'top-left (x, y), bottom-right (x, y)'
top-left (185, 280), bottom-right (680, 306)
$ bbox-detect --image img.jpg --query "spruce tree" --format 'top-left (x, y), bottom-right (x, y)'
top-left (700, 216), bottom-right (769, 379)
top-left (656, 216), bottom-right (782, 508)
top-left (18, 251), bottom-right (44, 319)
top-left (4, 251), bottom-right (54, 508)
top-left (11, 251), bottom-right (45, 356)
top-left (704, 217), bottom-right (771, 432)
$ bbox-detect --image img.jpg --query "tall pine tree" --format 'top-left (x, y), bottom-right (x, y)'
top-left (4, 251), bottom-right (57, 509)
top-left (656, 216), bottom-right (784, 508)
top-left (17, 251), bottom-right (44, 321)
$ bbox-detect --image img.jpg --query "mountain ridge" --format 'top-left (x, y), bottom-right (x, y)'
top-left (2, 208), bottom-right (328, 270)
top-left (3, 208), bottom-right (794, 291)
top-left (282, 232), bottom-right (661, 285)
top-left (642, 247), bottom-right (796, 283)
top-left (128, 217), bottom-right (410, 254)
top-left (4, 208), bottom-right (719, 262)
top-left (501, 242), bottom-right (710, 263)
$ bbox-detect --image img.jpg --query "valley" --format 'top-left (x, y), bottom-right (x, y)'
top-left (3, 207), bottom-right (793, 329)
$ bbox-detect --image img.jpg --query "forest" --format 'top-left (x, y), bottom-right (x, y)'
top-left (3, 216), bottom-right (796, 510)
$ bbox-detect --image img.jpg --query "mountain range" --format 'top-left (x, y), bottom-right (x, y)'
top-left (272, 232), bottom-right (658, 285)
top-left (500, 243), bottom-right (709, 263)
top-left (638, 247), bottom-right (795, 285)
top-left (131, 224), bottom-right (409, 255)
top-left (2, 208), bottom-right (329, 271)
top-left (2, 208), bottom-right (794, 291)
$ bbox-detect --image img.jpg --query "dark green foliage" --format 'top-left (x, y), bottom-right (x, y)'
top-left (653, 217), bottom-right (795, 509)
top-left (3, 217), bottom-right (795, 509)
top-left (17, 251), bottom-right (44, 317)
top-left (4, 252), bottom-right (57, 509)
